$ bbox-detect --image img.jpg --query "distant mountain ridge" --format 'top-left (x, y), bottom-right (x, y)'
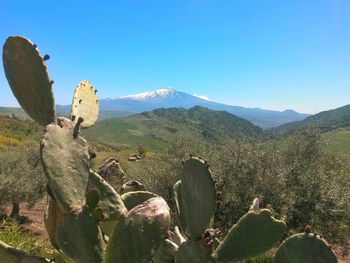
top-left (0, 88), bottom-right (310, 128)
top-left (83, 106), bottom-right (263, 148)
top-left (272, 104), bottom-right (350, 134)
top-left (99, 88), bottom-right (310, 128)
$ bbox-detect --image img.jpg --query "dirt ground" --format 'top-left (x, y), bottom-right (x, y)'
top-left (1, 200), bottom-right (349, 262)
top-left (2, 199), bottom-right (49, 238)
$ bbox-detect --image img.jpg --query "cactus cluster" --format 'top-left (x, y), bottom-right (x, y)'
top-left (0, 36), bottom-right (338, 263)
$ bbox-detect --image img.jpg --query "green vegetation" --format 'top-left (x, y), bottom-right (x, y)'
top-left (323, 128), bottom-right (350, 154)
top-left (0, 221), bottom-right (53, 258)
top-left (84, 106), bottom-right (263, 149)
top-left (0, 143), bottom-right (46, 219)
top-left (128, 129), bottom-right (350, 247)
top-left (0, 115), bottom-right (41, 149)
top-left (0, 107), bottom-right (28, 120)
top-left (272, 104), bottom-right (350, 134)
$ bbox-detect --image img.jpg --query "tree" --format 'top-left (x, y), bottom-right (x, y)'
top-left (137, 144), bottom-right (147, 156)
top-left (0, 142), bottom-right (46, 220)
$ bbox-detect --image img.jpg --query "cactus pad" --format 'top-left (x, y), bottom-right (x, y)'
top-left (121, 191), bottom-right (157, 210)
top-left (180, 157), bottom-right (216, 239)
top-left (71, 80), bottom-right (99, 128)
top-left (87, 170), bottom-right (127, 221)
top-left (97, 157), bottom-right (125, 192)
top-left (120, 180), bottom-right (145, 194)
top-left (105, 197), bottom-right (170, 263)
top-left (273, 233), bottom-right (338, 263)
top-left (2, 36), bottom-right (56, 126)
top-left (55, 210), bottom-right (104, 263)
top-left (0, 240), bottom-right (49, 262)
top-left (44, 197), bottom-right (64, 249)
top-left (41, 117), bottom-right (90, 212)
top-left (153, 239), bottom-right (179, 263)
top-left (215, 209), bottom-right (286, 262)
top-left (175, 240), bottom-right (213, 263)
top-left (173, 180), bottom-right (188, 235)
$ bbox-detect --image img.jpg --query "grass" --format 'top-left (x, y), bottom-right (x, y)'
top-left (323, 128), bottom-right (350, 154)
top-left (0, 220), bottom-right (54, 258)
top-left (247, 255), bottom-right (273, 263)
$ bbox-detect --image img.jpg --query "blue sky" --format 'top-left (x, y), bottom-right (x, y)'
top-left (0, 0), bottom-right (349, 113)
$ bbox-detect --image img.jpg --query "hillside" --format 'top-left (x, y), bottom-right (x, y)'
top-left (0, 107), bottom-right (29, 120)
top-left (83, 106), bottom-right (263, 148)
top-left (0, 115), bottom-right (41, 149)
top-left (272, 104), bottom-right (350, 134)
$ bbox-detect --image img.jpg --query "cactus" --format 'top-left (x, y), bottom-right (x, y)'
top-left (273, 232), bottom-right (338, 263)
top-left (180, 157), bottom-right (216, 239)
top-left (2, 36), bottom-right (55, 126)
top-left (54, 210), bottom-right (104, 263)
top-left (41, 117), bottom-right (90, 213)
top-left (120, 180), bottom-right (145, 194)
top-left (174, 157), bottom-right (286, 263)
top-left (97, 157), bottom-right (125, 192)
top-left (1, 35), bottom-right (168, 263)
top-left (215, 209), bottom-right (286, 262)
top-left (71, 80), bottom-right (99, 128)
top-left (121, 191), bottom-right (157, 210)
top-left (0, 240), bottom-right (50, 263)
top-left (105, 197), bottom-right (171, 263)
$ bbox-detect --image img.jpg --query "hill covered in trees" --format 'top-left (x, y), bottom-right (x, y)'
top-left (83, 106), bottom-right (263, 148)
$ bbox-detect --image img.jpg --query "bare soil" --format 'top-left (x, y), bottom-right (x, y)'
top-left (2, 199), bottom-right (48, 238)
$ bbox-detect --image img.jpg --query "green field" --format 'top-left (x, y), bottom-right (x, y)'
top-left (322, 129), bottom-right (350, 154)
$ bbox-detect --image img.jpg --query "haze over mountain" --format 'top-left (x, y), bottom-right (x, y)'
top-left (99, 88), bottom-right (310, 128)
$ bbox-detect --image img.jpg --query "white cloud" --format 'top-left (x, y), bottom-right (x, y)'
top-left (192, 93), bottom-right (210, 101)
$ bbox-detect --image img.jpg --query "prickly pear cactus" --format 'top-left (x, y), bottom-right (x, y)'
top-left (41, 117), bottom-right (90, 213)
top-left (44, 197), bottom-right (64, 249)
top-left (214, 209), bottom-right (286, 262)
top-left (0, 240), bottom-right (50, 263)
top-left (55, 210), bottom-right (104, 263)
top-left (273, 233), bottom-right (338, 263)
top-left (120, 180), bottom-right (145, 194)
top-left (105, 197), bottom-right (171, 263)
top-left (173, 180), bottom-right (187, 234)
top-left (2, 36), bottom-right (56, 126)
top-left (121, 190), bottom-right (157, 210)
top-left (87, 170), bottom-right (127, 220)
top-left (97, 157), bottom-right (125, 192)
top-left (71, 80), bottom-right (99, 128)
top-left (180, 157), bottom-right (216, 238)
top-left (174, 156), bottom-right (287, 263)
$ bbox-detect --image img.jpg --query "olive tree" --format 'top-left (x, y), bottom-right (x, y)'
top-left (0, 142), bottom-right (46, 220)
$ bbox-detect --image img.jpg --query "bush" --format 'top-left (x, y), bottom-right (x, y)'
top-left (128, 129), bottom-right (350, 246)
top-left (0, 142), bottom-right (47, 219)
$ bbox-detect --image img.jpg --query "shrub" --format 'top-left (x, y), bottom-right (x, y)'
top-left (0, 142), bottom-right (47, 219)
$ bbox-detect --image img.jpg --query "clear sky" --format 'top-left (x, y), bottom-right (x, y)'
top-left (0, 0), bottom-right (349, 113)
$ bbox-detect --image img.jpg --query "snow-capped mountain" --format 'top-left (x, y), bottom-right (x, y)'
top-left (117, 88), bottom-right (177, 101)
top-left (99, 88), bottom-right (310, 128)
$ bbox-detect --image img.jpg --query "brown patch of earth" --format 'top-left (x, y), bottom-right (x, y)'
top-left (1, 199), bottom-right (48, 239)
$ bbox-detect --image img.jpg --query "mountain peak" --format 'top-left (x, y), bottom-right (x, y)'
top-left (121, 87), bottom-right (177, 101)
